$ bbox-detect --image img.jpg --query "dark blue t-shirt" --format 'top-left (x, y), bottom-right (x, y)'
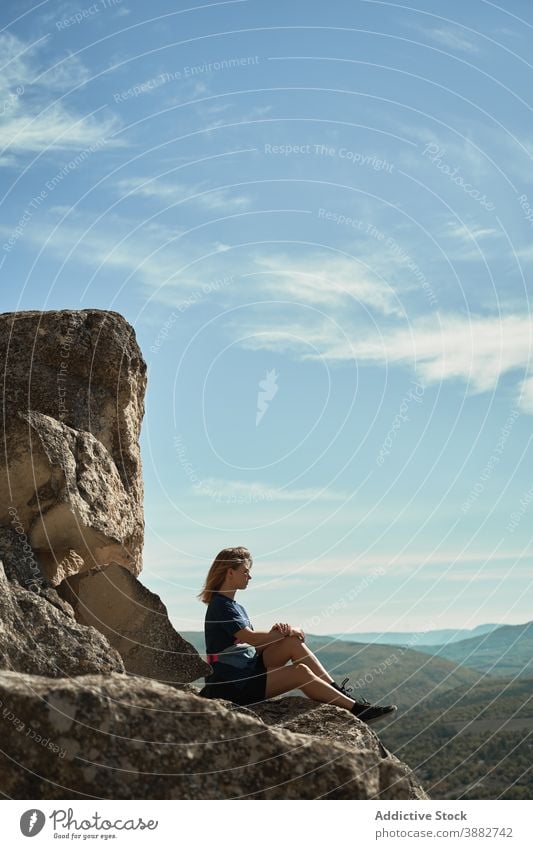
top-left (204, 592), bottom-right (259, 685)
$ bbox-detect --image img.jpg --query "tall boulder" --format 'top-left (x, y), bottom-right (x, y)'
top-left (0, 309), bottom-right (146, 583)
top-left (0, 309), bottom-right (208, 685)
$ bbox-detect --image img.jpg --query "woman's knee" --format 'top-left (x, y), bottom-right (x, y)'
top-left (292, 662), bottom-right (314, 684)
top-left (283, 635), bottom-right (306, 649)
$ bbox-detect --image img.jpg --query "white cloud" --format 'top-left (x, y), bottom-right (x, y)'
top-left (192, 478), bottom-right (351, 503)
top-left (250, 252), bottom-right (403, 316)
top-left (237, 311), bottom-right (533, 396)
top-left (0, 32), bottom-right (122, 156)
top-left (515, 244), bottom-right (533, 261)
top-left (0, 108), bottom-right (120, 154)
top-left (199, 189), bottom-right (250, 211)
top-left (0, 211), bottom-right (201, 291)
top-left (426, 27), bottom-right (481, 55)
top-left (441, 222), bottom-right (502, 260)
top-left (10, 178), bottom-right (533, 405)
top-left (25, 210), bottom-right (408, 315)
top-left (516, 376), bottom-right (533, 413)
top-left (34, 51), bottom-right (90, 91)
top-left (139, 535), bottom-right (531, 588)
top-left (445, 223), bottom-right (498, 242)
top-left (115, 176), bottom-right (251, 212)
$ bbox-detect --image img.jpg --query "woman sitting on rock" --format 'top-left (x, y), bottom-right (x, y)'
top-left (198, 546), bottom-right (397, 724)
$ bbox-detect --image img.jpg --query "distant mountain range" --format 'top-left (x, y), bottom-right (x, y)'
top-left (415, 621), bottom-right (533, 677)
top-left (328, 621), bottom-right (532, 678)
top-left (302, 635), bottom-right (487, 709)
top-left (331, 624), bottom-right (501, 646)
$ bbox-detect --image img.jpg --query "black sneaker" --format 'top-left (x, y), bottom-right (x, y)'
top-left (350, 697), bottom-right (397, 724)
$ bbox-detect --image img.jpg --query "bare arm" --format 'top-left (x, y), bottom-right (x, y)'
top-left (234, 626), bottom-right (285, 649)
top-left (234, 625), bottom-right (304, 650)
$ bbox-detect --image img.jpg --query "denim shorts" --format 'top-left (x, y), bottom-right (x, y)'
top-left (199, 655), bottom-right (268, 706)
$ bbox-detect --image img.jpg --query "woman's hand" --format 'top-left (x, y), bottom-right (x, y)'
top-left (272, 623), bottom-right (305, 641)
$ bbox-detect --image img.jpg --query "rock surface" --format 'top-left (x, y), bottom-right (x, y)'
top-left (61, 564), bottom-right (210, 684)
top-left (0, 554), bottom-right (124, 677)
top-left (0, 309), bottom-right (146, 584)
top-left (0, 309), bottom-right (211, 688)
top-left (250, 696), bottom-right (427, 799)
top-left (0, 672), bottom-right (426, 800)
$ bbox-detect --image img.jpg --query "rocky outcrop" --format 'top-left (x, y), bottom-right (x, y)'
top-left (250, 697), bottom-right (427, 799)
top-left (61, 564), bottom-right (210, 684)
top-left (0, 309), bottom-right (208, 686)
top-left (0, 309), bottom-right (146, 584)
top-left (0, 672), bottom-right (425, 799)
top-left (0, 551), bottom-right (124, 677)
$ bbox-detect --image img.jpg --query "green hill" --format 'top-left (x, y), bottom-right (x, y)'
top-left (332, 624), bottom-right (500, 646)
top-left (303, 635), bottom-right (486, 709)
top-left (416, 621), bottom-right (533, 677)
top-left (380, 676), bottom-right (533, 799)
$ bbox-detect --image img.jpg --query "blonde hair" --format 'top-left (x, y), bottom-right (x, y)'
top-left (198, 546), bottom-right (253, 604)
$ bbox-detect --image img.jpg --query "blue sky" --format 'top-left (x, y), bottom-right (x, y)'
top-left (2, 0), bottom-right (533, 635)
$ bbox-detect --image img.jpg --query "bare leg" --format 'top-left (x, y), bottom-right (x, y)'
top-left (261, 636), bottom-right (334, 683)
top-left (265, 662), bottom-right (354, 710)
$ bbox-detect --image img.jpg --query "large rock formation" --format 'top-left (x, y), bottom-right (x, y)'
top-left (0, 309), bottom-right (207, 686)
top-left (0, 672), bottom-right (426, 799)
top-left (0, 309), bottom-right (146, 583)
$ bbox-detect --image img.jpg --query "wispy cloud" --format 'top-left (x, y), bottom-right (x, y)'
top-left (13, 193), bottom-right (533, 406)
top-left (14, 206), bottom-right (414, 314)
top-left (115, 176), bottom-right (251, 212)
top-left (0, 211), bottom-right (198, 290)
top-left (0, 197), bottom-right (245, 297)
top-left (445, 222), bottom-right (499, 242)
top-left (426, 27), bottom-right (481, 55)
top-left (235, 311), bottom-right (533, 399)
top-left (192, 478), bottom-right (352, 502)
top-left (0, 32), bottom-right (121, 157)
top-left (516, 375), bottom-right (533, 413)
top-left (249, 252), bottom-right (403, 316)
top-left (441, 221), bottom-right (502, 260)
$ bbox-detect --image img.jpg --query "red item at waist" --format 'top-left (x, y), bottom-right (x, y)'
top-left (207, 653), bottom-right (219, 663)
